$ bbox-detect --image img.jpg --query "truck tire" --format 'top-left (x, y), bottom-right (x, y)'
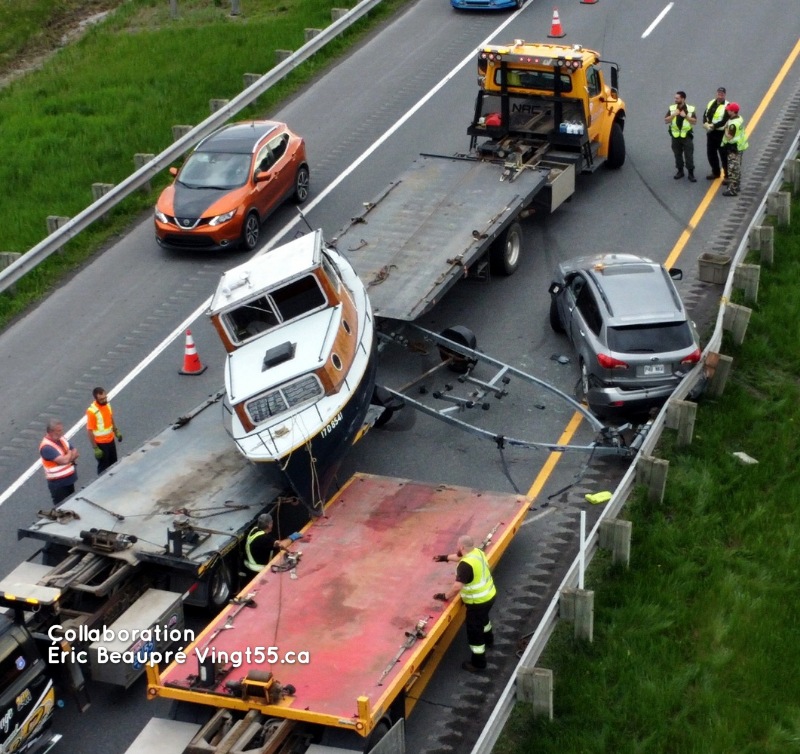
top-left (605, 121), bottom-right (626, 169)
top-left (208, 560), bottom-right (233, 609)
top-left (490, 221), bottom-right (523, 276)
top-left (549, 297), bottom-right (564, 333)
top-left (364, 717), bottom-right (392, 752)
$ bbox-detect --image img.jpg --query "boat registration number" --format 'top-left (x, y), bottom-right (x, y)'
top-left (320, 412), bottom-right (343, 439)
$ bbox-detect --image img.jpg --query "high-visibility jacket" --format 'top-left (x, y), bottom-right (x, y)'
top-left (704, 99), bottom-right (729, 130)
top-left (459, 548), bottom-right (497, 605)
top-left (244, 528), bottom-right (266, 572)
top-left (39, 437), bottom-right (76, 481)
top-left (721, 117), bottom-right (749, 152)
top-left (87, 401), bottom-right (115, 444)
top-left (668, 104), bottom-right (696, 138)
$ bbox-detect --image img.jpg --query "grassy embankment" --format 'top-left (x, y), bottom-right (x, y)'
top-left (496, 193), bottom-right (800, 752)
top-left (0, 0), bottom-right (406, 329)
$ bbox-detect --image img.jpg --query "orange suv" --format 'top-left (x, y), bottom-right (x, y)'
top-left (155, 120), bottom-right (309, 252)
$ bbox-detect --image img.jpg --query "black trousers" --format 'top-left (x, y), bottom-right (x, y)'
top-left (706, 130), bottom-right (728, 177)
top-left (96, 439), bottom-right (118, 474)
top-left (465, 596), bottom-right (495, 668)
top-left (49, 482), bottom-right (75, 505)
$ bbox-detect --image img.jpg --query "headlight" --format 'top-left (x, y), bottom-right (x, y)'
top-left (208, 209), bottom-right (237, 226)
top-left (154, 209), bottom-right (169, 223)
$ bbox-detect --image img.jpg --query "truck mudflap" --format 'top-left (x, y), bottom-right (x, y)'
top-left (145, 474), bottom-right (531, 739)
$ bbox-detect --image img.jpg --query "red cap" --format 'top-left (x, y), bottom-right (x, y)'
top-left (726, 102), bottom-right (740, 114)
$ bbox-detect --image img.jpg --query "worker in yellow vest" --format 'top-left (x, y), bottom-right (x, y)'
top-left (433, 534), bottom-right (497, 672)
top-left (86, 386), bottom-right (122, 475)
top-left (664, 90), bottom-right (698, 182)
top-left (244, 513), bottom-right (304, 572)
top-left (720, 103), bottom-right (749, 197)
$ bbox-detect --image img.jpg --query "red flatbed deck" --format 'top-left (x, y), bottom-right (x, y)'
top-left (149, 473), bottom-right (529, 736)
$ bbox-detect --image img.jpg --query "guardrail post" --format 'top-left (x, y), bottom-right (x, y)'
top-left (304, 28), bottom-right (322, 42)
top-left (172, 125), bottom-right (194, 142)
top-left (560, 588), bottom-right (593, 641)
top-left (733, 263), bottom-right (760, 303)
top-left (134, 154), bottom-right (155, 193)
top-left (767, 191), bottom-right (791, 226)
top-left (704, 352), bottom-right (733, 398)
top-left (46, 216), bottom-right (71, 254)
top-left (0, 252), bottom-right (21, 294)
top-left (635, 455), bottom-right (668, 504)
top-left (697, 252), bottom-right (731, 284)
top-left (784, 157), bottom-right (800, 194)
top-left (723, 302), bottom-right (752, 345)
top-left (91, 183), bottom-right (115, 221)
top-left (230, 0), bottom-right (241, 15)
top-left (210, 99), bottom-right (230, 114)
top-left (169, 0), bottom-right (178, 19)
top-left (516, 667), bottom-right (553, 719)
top-left (331, 7), bottom-right (349, 20)
top-left (749, 225), bottom-right (774, 265)
top-left (599, 519), bottom-right (631, 566)
top-left (665, 399), bottom-right (696, 446)
top-left (243, 73), bottom-right (261, 88)
top-left (275, 50), bottom-right (293, 63)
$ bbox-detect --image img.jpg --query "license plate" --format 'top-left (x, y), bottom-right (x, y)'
top-left (643, 364), bottom-right (665, 376)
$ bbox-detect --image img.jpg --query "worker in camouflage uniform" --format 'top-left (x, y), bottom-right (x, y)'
top-left (721, 103), bottom-right (749, 197)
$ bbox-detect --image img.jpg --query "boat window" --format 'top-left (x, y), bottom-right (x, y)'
top-left (246, 374), bottom-right (324, 424)
top-left (321, 253), bottom-right (341, 293)
top-left (271, 275), bottom-right (327, 321)
top-left (224, 295), bottom-right (280, 343)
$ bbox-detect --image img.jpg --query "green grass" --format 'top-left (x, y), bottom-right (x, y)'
top-left (0, 0), bottom-right (408, 329)
top-left (495, 194), bottom-right (800, 752)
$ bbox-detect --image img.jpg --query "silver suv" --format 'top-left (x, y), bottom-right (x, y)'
top-left (548, 253), bottom-right (701, 418)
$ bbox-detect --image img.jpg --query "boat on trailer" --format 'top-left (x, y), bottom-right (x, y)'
top-left (207, 230), bottom-right (377, 509)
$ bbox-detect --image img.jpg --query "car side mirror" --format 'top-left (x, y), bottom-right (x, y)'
top-left (255, 171), bottom-right (271, 183)
top-left (669, 267), bottom-right (683, 281)
top-left (548, 282), bottom-right (563, 295)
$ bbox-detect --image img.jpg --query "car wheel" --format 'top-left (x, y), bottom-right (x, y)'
top-left (241, 211), bottom-right (260, 251)
top-left (605, 121), bottom-right (626, 169)
top-left (490, 221), bottom-right (523, 276)
top-left (549, 297), bottom-right (564, 333)
top-left (293, 165), bottom-right (310, 203)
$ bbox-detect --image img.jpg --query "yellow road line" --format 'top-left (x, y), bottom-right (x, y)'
top-left (534, 37), bottom-right (800, 498)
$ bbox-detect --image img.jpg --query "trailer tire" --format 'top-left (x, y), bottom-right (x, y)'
top-left (439, 325), bottom-right (478, 374)
top-left (364, 717), bottom-right (392, 752)
top-left (208, 560), bottom-right (233, 609)
top-left (605, 121), bottom-right (626, 169)
top-left (549, 297), bottom-right (564, 333)
top-left (490, 221), bottom-right (523, 276)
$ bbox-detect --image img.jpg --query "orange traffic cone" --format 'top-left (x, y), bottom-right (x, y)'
top-left (179, 329), bottom-right (207, 375)
top-left (548, 8), bottom-right (566, 37)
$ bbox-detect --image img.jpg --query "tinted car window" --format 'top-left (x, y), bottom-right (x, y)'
top-left (607, 322), bottom-right (695, 353)
top-left (575, 282), bottom-right (602, 335)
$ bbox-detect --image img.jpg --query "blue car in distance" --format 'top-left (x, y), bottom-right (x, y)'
top-left (451, 0), bottom-right (522, 10)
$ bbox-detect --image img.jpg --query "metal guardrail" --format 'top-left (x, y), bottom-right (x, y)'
top-left (0, 0), bottom-right (382, 296)
top-left (470, 129), bottom-right (800, 754)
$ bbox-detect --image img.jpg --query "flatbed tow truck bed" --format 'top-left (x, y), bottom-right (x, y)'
top-left (331, 153), bottom-right (550, 321)
top-left (146, 473), bottom-right (530, 740)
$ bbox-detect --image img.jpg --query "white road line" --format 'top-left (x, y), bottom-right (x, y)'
top-left (642, 2), bottom-right (674, 38)
top-left (522, 507), bottom-right (556, 526)
top-left (1, 8), bottom-right (528, 510)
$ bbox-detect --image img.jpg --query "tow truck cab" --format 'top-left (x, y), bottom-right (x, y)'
top-left (470, 41), bottom-right (626, 170)
top-left (0, 615), bottom-right (60, 754)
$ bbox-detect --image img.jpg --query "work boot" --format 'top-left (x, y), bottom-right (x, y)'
top-left (706, 173), bottom-right (720, 180)
top-left (674, 170), bottom-right (684, 179)
top-left (722, 189), bottom-right (738, 197)
top-left (688, 172), bottom-right (697, 183)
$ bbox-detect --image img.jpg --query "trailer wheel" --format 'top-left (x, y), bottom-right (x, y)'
top-left (439, 325), bottom-right (478, 374)
top-left (605, 121), bottom-right (626, 169)
top-left (549, 297), bottom-right (564, 333)
top-left (364, 717), bottom-right (392, 752)
top-left (490, 221), bottom-right (523, 276)
top-left (208, 560), bottom-right (233, 609)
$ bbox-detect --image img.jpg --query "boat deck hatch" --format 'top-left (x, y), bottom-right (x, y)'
top-left (262, 341), bottom-right (296, 371)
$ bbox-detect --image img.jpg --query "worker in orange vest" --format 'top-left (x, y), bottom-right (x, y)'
top-left (39, 418), bottom-right (79, 504)
top-left (86, 386), bottom-right (122, 475)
